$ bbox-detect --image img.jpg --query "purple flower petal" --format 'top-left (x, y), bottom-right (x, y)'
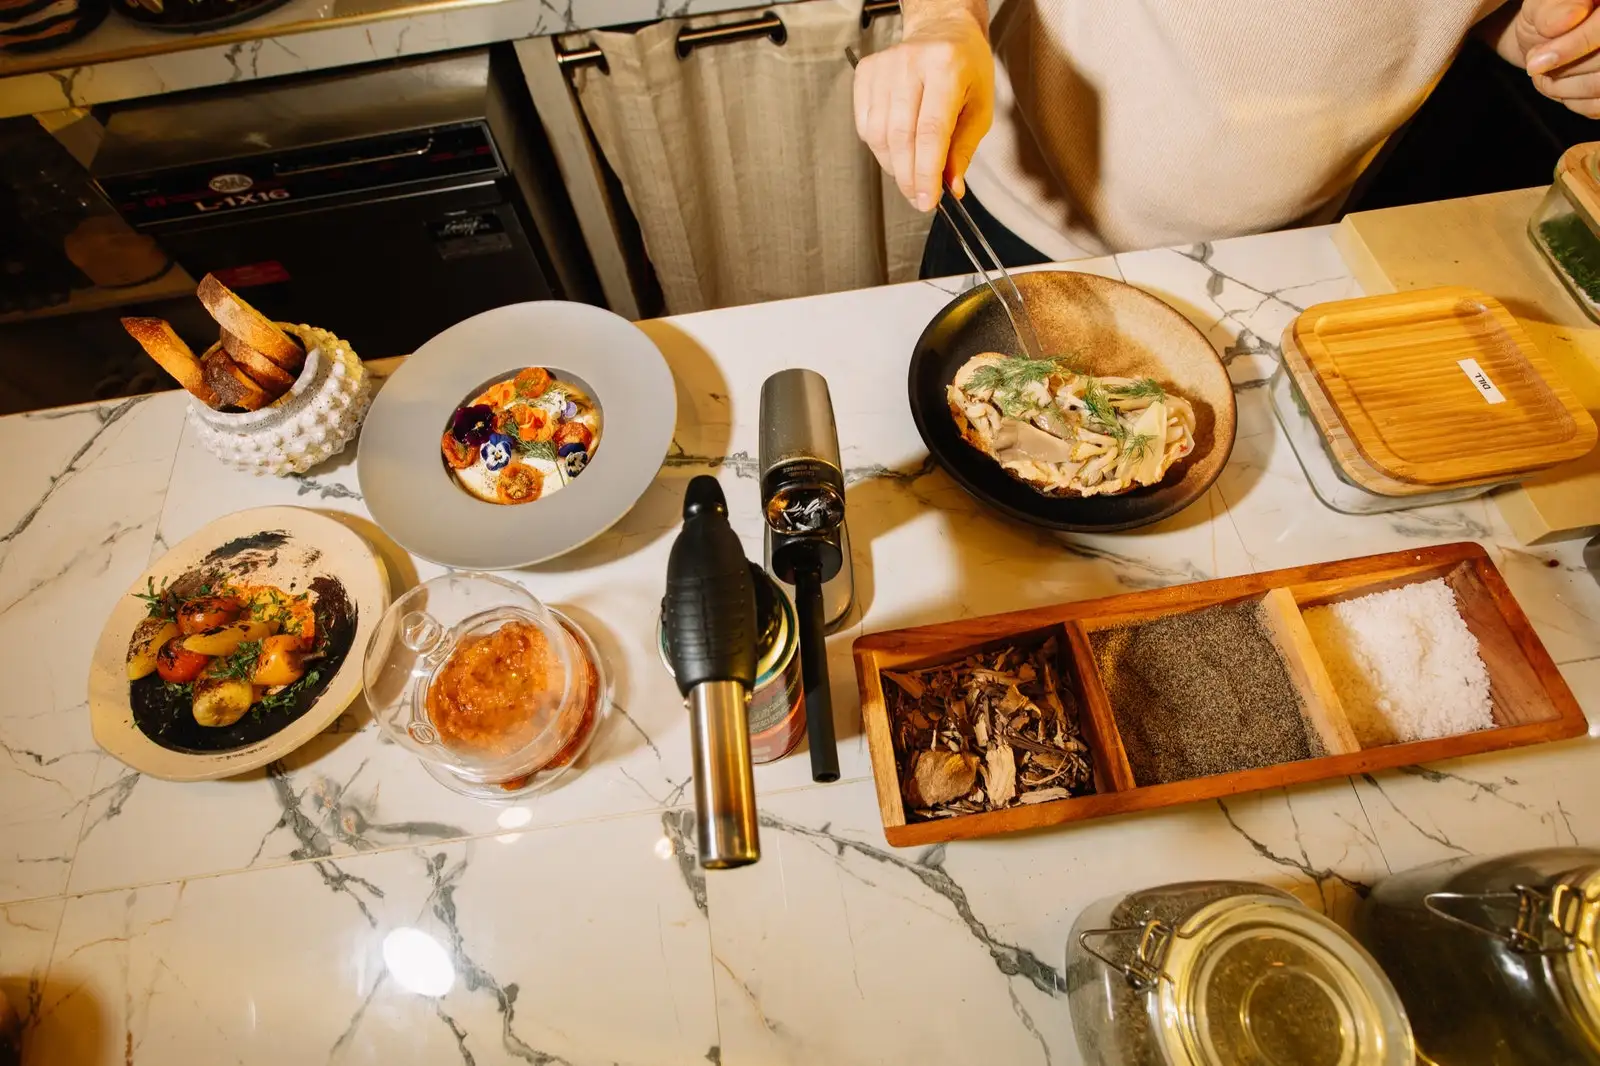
top-left (451, 404), bottom-right (497, 448)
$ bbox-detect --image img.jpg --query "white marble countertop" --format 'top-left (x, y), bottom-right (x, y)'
top-left (1, 225), bottom-right (1598, 1065)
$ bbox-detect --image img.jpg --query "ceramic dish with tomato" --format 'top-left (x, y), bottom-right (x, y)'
top-left (89, 507), bottom-right (389, 780)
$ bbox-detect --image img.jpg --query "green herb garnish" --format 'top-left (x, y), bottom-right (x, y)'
top-left (1539, 215), bottom-right (1600, 303)
top-left (209, 639), bottom-right (263, 682)
top-left (134, 577), bottom-right (178, 620)
top-left (161, 680), bottom-right (193, 702)
top-left (522, 439), bottom-right (557, 463)
top-left (1080, 378), bottom-right (1129, 441)
top-left (966, 356), bottom-right (1077, 419)
top-left (1109, 378), bottom-right (1167, 402)
top-left (258, 668), bottom-right (322, 713)
top-left (1125, 432), bottom-right (1158, 463)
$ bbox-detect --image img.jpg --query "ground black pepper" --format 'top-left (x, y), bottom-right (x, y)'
top-left (1091, 600), bottom-right (1317, 785)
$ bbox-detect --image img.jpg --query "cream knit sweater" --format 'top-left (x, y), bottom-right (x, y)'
top-left (965, 0), bottom-right (1506, 260)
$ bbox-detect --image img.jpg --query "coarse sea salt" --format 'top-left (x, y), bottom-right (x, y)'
top-left (1303, 578), bottom-right (1493, 746)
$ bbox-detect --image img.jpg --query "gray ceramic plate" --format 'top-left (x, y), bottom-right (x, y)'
top-left (909, 270), bottom-right (1236, 531)
top-left (358, 302), bottom-right (676, 569)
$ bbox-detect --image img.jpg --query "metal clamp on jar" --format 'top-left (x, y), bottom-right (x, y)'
top-left (1066, 880), bottom-right (1414, 1066)
top-left (1358, 847), bottom-right (1600, 1065)
top-left (662, 475), bottom-right (761, 869)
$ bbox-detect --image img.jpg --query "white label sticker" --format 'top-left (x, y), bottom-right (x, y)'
top-left (1457, 359), bottom-right (1507, 405)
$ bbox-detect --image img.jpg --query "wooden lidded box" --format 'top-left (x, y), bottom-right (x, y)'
top-left (1281, 287), bottom-right (1597, 497)
top-left (852, 543), bottom-right (1586, 847)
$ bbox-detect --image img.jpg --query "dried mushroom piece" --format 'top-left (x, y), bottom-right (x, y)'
top-left (884, 638), bottom-right (1095, 822)
top-left (907, 751), bottom-right (979, 807)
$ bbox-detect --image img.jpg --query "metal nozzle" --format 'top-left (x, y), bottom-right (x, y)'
top-left (688, 680), bottom-right (760, 867)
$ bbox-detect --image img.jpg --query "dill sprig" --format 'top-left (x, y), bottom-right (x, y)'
top-left (1080, 377), bottom-right (1129, 442)
top-left (1109, 378), bottom-right (1166, 402)
top-left (1125, 433), bottom-right (1158, 463)
top-left (967, 356), bottom-right (1075, 419)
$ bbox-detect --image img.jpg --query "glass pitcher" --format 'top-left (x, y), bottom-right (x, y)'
top-left (362, 571), bottom-right (608, 798)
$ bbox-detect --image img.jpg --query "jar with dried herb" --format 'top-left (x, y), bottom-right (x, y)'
top-left (1356, 848), bottom-right (1600, 1065)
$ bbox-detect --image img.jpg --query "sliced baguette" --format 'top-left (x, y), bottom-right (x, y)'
top-left (222, 331), bottom-right (298, 394)
top-left (121, 317), bottom-right (219, 407)
top-left (201, 346), bottom-right (273, 411)
top-left (196, 274), bottom-right (303, 371)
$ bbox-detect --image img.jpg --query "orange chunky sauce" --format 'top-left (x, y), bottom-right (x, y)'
top-left (425, 621), bottom-right (563, 756)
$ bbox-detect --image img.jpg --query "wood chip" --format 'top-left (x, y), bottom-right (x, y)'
top-left (985, 743), bottom-right (1017, 807)
top-left (884, 671), bottom-right (925, 699)
top-left (1019, 787), bottom-right (1073, 804)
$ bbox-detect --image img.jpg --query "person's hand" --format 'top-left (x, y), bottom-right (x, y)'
top-left (1517, 0), bottom-right (1600, 115)
top-left (852, 4), bottom-right (994, 212)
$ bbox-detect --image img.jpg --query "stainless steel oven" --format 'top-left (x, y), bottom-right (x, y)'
top-left (87, 46), bottom-right (598, 362)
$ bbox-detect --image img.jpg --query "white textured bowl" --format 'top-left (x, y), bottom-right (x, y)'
top-left (188, 323), bottom-right (371, 477)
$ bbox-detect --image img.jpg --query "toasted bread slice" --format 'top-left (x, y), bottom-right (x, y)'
top-left (122, 317), bottom-right (219, 407)
top-left (222, 331), bottom-right (298, 394)
top-left (201, 347), bottom-right (273, 411)
top-left (196, 274), bottom-right (303, 371)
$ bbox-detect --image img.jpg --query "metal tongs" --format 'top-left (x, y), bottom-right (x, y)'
top-left (845, 46), bottom-right (1044, 361)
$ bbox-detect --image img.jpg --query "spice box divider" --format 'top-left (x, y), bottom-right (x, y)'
top-left (1061, 622), bottom-right (1138, 791)
top-left (1256, 588), bottom-right (1361, 756)
top-left (853, 542), bottom-right (1586, 847)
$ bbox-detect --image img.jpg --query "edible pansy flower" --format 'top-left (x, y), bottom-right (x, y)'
top-left (481, 433), bottom-right (515, 471)
top-left (451, 405), bottom-right (496, 447)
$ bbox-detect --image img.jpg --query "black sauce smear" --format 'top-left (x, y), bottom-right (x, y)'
top-left (129, 575), bottom-right (358, 754)
top-left (204, 530), bottom-right (290, 563)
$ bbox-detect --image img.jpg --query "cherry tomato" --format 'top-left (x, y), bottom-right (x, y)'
top-left (155, 637), bottom-right (211, 683)
top-left (497, 462), bottom-right (543, 504)
top-left (177, 595), bottom-right (243, 635)
top-left (514, 366), bottom-right (551, 399)
top-left (441, 430), bottom-right (476, 470)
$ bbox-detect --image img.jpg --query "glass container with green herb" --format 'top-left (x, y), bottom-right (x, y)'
top-left (1531, 143), bottom-right (1600, 324)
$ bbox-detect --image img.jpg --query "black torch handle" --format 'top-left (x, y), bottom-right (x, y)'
top-left (793, 562), bottom-right (840, 782)
top-left (664, 476), bottom-right (758, 694)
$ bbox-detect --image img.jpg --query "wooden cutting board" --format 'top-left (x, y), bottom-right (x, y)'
top-left (1335, 188), bottom-right (1600, 541)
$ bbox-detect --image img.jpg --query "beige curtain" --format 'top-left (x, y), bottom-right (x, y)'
top-left (568, 0), bottom-right (930, 314)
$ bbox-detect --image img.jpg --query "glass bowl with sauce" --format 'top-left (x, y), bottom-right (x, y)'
top-left (362, 572), bottom-right (609, 798)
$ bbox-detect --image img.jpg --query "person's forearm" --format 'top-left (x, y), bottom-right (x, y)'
top-left (901, 0), bottom-right (989, 36)
top-left (1475, 0), bottom-right (1528, 66)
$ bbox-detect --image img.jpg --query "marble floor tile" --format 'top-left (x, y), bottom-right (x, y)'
top-left (35, 810), bottom-right (717, 1066)
top-left (706, 776), bottom-right (1385, 1066)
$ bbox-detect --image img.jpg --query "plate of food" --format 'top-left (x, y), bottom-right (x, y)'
top-left (88, 507), bottom-right (389, 780)
top-left (909, 270), bottom-right (1236, 531)
top-left (358, 301), bottom-right (676, 569)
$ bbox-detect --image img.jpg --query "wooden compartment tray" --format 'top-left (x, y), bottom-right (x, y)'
top-left (853, 543), bottom-right (1586, 847)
